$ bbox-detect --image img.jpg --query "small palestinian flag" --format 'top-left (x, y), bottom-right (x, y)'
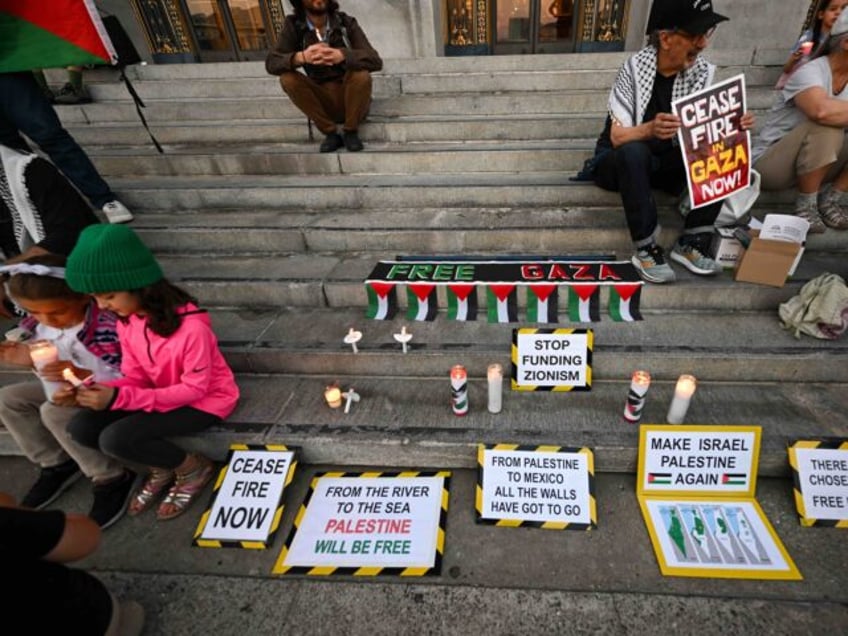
top-left (648, 473), bottom-right (672, 485)
top-left (526, 284), bottom-right (558, 323)
top-left (446, 284), bottom-right (477, 321)
top-left (0, 0), bottom-right (117, 73)
top-left (608, 283), bottom-right (643, 322)
top-left (365, 282), bottom-right (397, 320)
top-left (406, 284), bottom-right (438, 321)
top-left (486, 284), bottom-right (518, 323)
top-left (568, 285), bottom-right (600, 323)
top-left (722, 473), bottom-right (747, 486)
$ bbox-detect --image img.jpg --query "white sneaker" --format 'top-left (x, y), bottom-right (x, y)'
top-left (101, 200), bottom-right (134, 224)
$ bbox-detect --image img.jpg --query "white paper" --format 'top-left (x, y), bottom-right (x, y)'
top-left (759, 214), bottom-right (808, 244)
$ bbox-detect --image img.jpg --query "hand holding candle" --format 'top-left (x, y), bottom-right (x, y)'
top-left (62, 368), bottom-right (95, 389)
top-left (28, 340), bottom-right (65, 402)
top-left (799, 40), bottom-right (813, 56)
top-left (666, 374), bottom-right (696, 424)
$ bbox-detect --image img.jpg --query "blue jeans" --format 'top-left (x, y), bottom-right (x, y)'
top-left (0, 71), bottom-right (114, 208)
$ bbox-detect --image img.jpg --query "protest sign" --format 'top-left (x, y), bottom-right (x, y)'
top-left (273, 472), bottom-right (449, 576)
top-left (511, 328), bottom-right (592, 391)
top-left (476, 444), bottom-right (596, 530)
top-left (788, 438), bottom-right (848, 528)
top-left (636, 425), bottom-right (800, 580)
top-left (673, 74), bottom-right (750, 210)
top-left (193, 444), bottom-right (297, 549)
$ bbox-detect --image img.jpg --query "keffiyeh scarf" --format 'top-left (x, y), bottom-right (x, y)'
top-left (0, 145), bottom-right (45, 258)
top-left (608, 46), bottom-right (716, 127)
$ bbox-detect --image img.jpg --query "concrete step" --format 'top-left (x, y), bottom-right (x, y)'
top-left (110, 173), bottom-right (796, 210)
top-left (0, 373), bottom-right (843, 474)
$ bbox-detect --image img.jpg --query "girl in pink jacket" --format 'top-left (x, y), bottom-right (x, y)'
top-left (64, 225), bottom-right (239, 521)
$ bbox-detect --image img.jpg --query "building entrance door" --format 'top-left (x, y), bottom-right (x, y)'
top-left (493, 0), bottom-right (576, 54)
top-left (183, 0), bottom-right (277, 61)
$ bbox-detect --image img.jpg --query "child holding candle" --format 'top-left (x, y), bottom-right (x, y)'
top-left (776, 0), bottom-right (848, 88)
top-left (0, 255), bottom-right (132, 529)
top-left (64, 225), bottom-right (239, 521)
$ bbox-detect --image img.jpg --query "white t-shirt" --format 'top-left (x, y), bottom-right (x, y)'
top-left (34, 321), bottom-right (121, 381)
top-left (752, 57), bottom-right (848, 162)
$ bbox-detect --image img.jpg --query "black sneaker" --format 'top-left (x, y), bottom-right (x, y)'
top-left (319, 132), bottom-right (344, 153)
top-left (21, 459), bottom-right (82, 509)
top-left (342, 130), bottom-right (364, 152)
top-left (53, 82), bottom-right (92, 105)
top-left (89, 471), bottom-right (136, 529)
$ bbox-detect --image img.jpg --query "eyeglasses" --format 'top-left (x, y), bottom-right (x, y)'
top-left (672, 26), bottom-right (717, 41)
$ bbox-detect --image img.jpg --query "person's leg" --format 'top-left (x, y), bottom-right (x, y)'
top-left (594, 142), bottom-right (675, 283)
top-left (0, 382), bottom-right (82, 508)
top-left (814, 135), bottom-right (848, 230)
top-left (340, 69), bottom-right (373, 151)
top-left (0, 72), bottom-right (116, 208)
top-left (279, 71), bottom-right (345, 152)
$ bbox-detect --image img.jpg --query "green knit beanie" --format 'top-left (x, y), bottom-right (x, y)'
top-left (66, 224), bottom-right (163, 293)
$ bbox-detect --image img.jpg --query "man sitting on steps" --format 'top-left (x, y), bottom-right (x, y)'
top-left (579, 0), bottom-right (754, 284)
top-left (265, 0), bottom-right (383, 153)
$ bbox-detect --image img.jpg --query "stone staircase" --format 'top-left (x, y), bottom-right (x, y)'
top-left (8, 49), bottom-right (845, 473)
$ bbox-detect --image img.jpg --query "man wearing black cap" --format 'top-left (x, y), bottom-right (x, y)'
top-left (580, 0), bottom-right (753, 283)
top-left (265, 0), bottom-right (382, 153)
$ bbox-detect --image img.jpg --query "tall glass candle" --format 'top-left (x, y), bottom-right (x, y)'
top-left (324, 385), bottom-right (342, 408)
top-left (623, 370), bottom-right (651, 423)
top-left (28, 340), bottom-right (64, 401)
top-left (666, 374), bottom-right (697, 424)
top-left (450, 364), bottom-right (468, 415)
top-left (487, 363), bottom-right (503, 414)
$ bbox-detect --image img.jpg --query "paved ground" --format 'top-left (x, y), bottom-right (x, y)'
top-left (2, 457), bottom-right (845, 635)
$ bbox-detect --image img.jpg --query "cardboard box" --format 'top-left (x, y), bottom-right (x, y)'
top-left (734, 230), bottom-right (802, 288)
top-left (711, 226), bottom-right (746, 269)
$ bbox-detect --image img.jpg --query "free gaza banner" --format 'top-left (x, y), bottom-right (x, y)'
top-left (672, 74), bottom-right (751, 210)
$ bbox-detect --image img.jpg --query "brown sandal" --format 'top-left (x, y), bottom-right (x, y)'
top-left (156, 455), bottom-right (215, 521)
top-left (128, 469), bottom-right (174, 517)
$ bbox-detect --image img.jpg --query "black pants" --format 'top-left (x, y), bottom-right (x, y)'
top-left (68, 407), bottom-right (220, 470)
top-left (594, 140), bottom-right (722, 246)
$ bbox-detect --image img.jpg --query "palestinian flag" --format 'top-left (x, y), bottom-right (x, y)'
top-left (365, 282), bottom-right (397, 320)
top-left (648, 473), bottom-right (672, 485)
top-left (526, 284), bottom-right (558, 323)
top-left (486, 284), bottom-right (517, 323)
top-left (608, 283), bottom-right (643, 322)
top-left (0, 0), bottom-right (117, 73)
top-left (446, 284), bottom-right (477, 321)
top-left (721, 473), bottom-right (747, 486)
top-left (567, 285), bottom-right (600, 323)
top-left (406, 284), bottom-right (438, 321)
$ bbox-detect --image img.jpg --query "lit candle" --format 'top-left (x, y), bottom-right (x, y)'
top-left (450, 364), bottom-right (468, 415)
top-left (343, 328), bottom-right (362, 354)
top-left (62, 368), bottom-right (94, 388)
top-left (666, 374), bottom-right (697, 424)
top-left (623, 370), bottom-right (651, 423)
top-left (28, 340), bottom-right (64, 402)
top-left (799, 40), bottom-right (813, 56)
top-left (487, 363), bottom-right (503, 414)
top-left (324, 385), bottom-right (342, 408)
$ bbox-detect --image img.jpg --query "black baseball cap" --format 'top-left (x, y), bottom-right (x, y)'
top-left (646, 0), bottom-right (729, 35)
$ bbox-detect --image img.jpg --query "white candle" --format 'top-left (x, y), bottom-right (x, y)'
top-left (324, 385), bottom-right (342, 408)
top-left (28, 340), bottom-right (64, 402)
top-left (487, 363), bottom-right (503, 414)
top-left (666, 374), bottom-right (697, 424)
top-left (623, 370), bottom-right (651, 423)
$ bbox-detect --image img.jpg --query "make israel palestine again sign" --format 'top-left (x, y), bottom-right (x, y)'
top-left (638, 425), bottom-right (760, 498)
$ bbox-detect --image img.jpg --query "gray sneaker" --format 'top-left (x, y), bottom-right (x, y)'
top-left (632, 244), bottom-right (676, 284)
top-left (671, 234), bottom-right (722, 276)
top-left (795, 196), bottom-right (827, 233)
top-left (817, 187), bottom-right (848, 230)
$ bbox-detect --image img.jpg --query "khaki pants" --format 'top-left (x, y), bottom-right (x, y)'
top-left (279, 70), bottom-right (373, 135)
top-left (754, 120), bottom-right (848, 190)
top-left (0, 381), bottom-right (124, 481)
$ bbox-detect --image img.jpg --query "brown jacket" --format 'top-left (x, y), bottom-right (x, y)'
top-left (265, 12), bottom-right (382, 84)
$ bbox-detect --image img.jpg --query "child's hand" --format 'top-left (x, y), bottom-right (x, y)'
top-left (0, 341), bottom-right (32, 367)
top-left (740, 111), bottom-right (756, 131)
top-left (40, 361), bottom-right (91, 383)
top-left (51, 386), bottom-right (78, 407)
top-left (75, 384), bottom-right (115, 411)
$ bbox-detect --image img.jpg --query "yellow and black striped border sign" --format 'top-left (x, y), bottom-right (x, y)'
top-left (475, 444), bottom-right (596, 530)
top-left (788, 438), bottom-right (848, 528)
top-left (272, 470), bottom-right (451, 577)
top-left (192, 443), bottom-right (299, 549)
top-left (510, 328), bottom-right (593, 392)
